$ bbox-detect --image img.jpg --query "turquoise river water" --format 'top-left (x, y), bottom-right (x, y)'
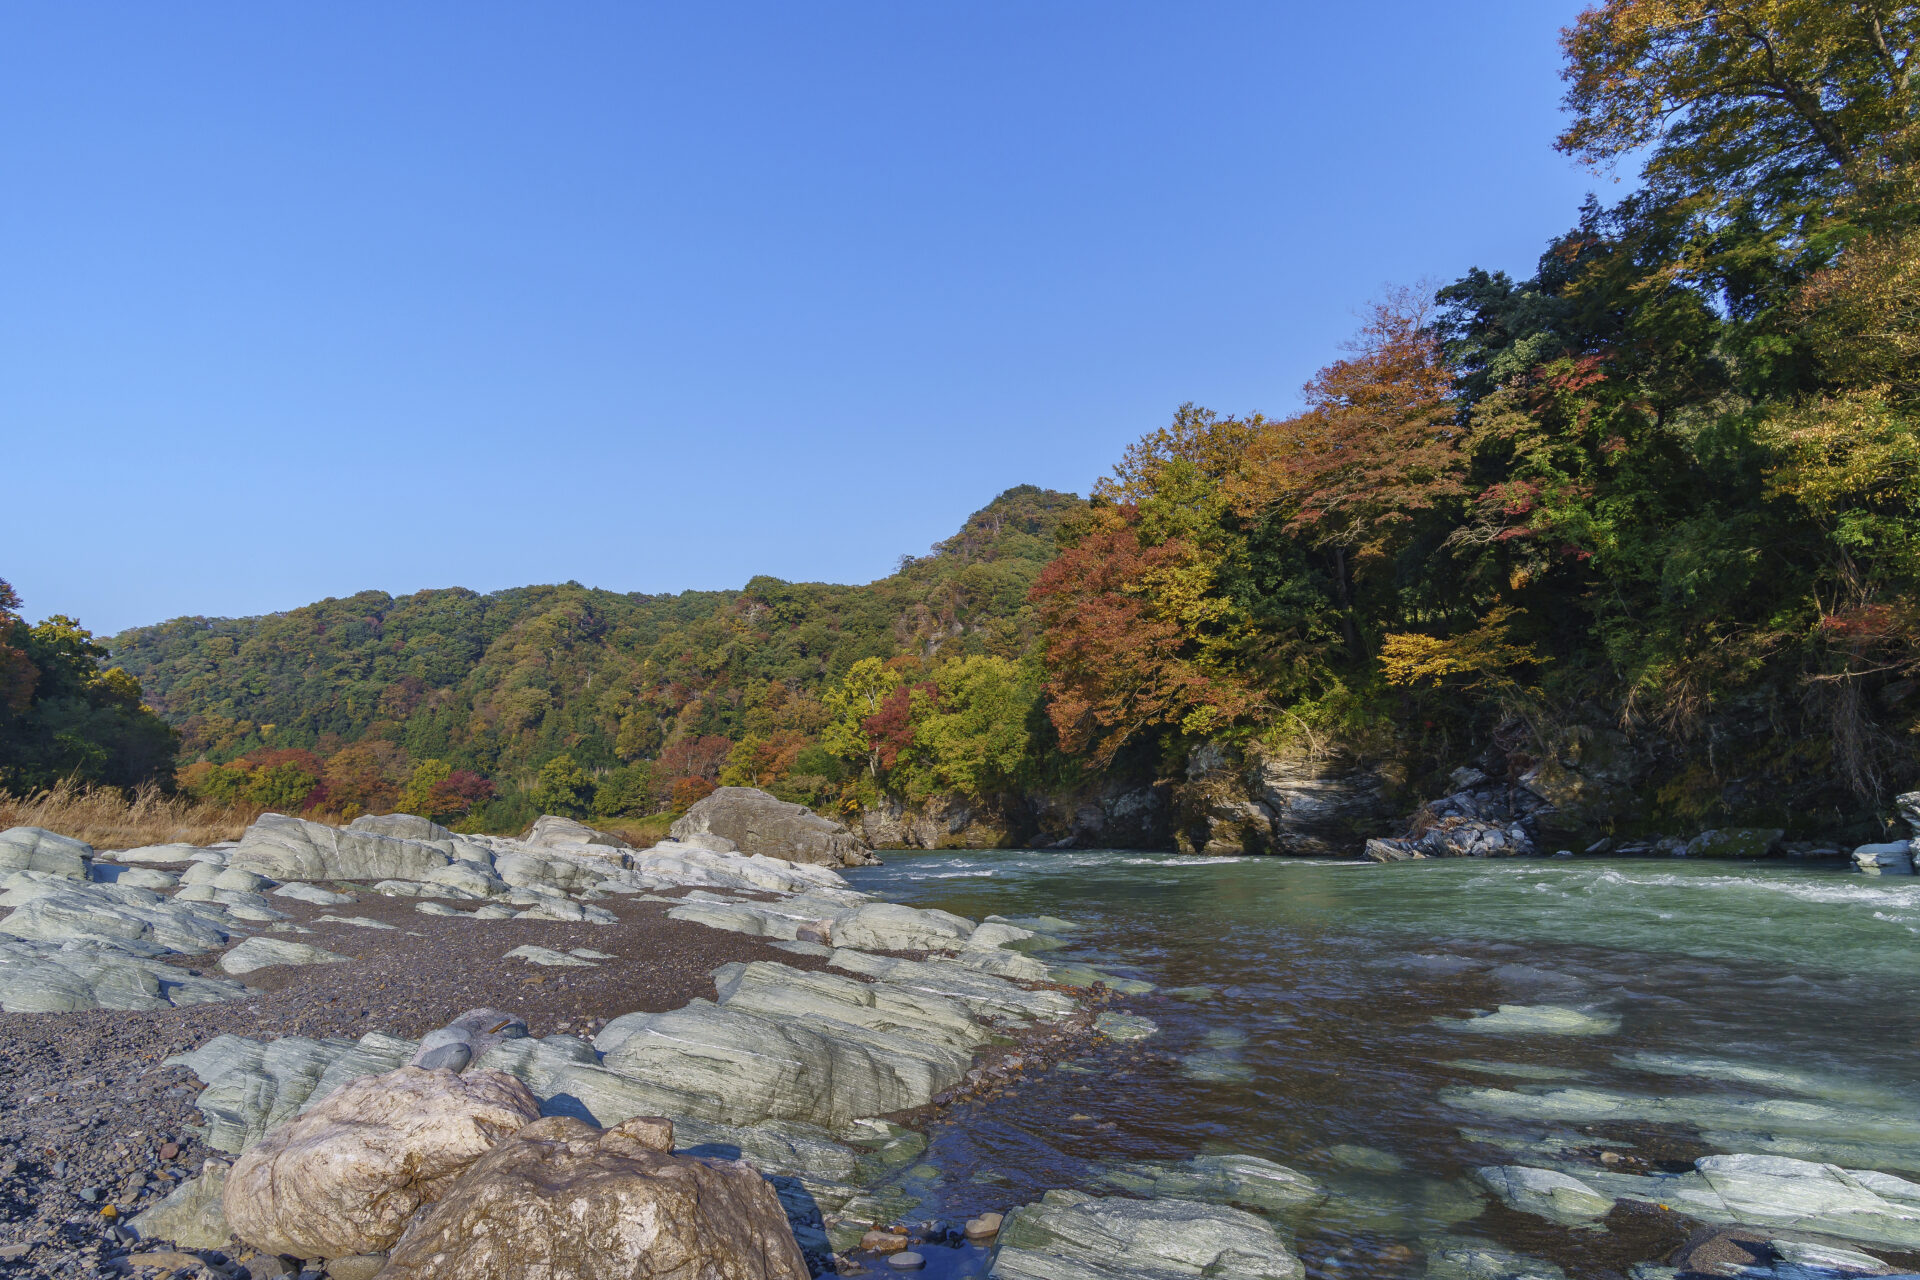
top-left (840, 851), bottom-right (1920, 1279)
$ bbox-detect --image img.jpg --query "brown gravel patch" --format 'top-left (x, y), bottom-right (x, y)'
top-left (0, 887), bottom-right (827, 1275)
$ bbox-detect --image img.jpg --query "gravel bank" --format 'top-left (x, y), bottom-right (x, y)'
top-left (0, 888), bottom-right (829, 1277)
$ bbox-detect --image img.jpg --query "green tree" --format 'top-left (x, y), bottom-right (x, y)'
top-left (0, 588), bottom-right (177, 792)
top-left (399, 758), bottom-right (453, 816)
top-left (821, 658), bottom-right (903, 777)
top-left (530, 753), bottom-right (594, 817)
top-left (894, 656), bottom-right (1041, 801)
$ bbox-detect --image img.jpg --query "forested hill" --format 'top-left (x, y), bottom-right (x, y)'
top-left (107, 485), bottom-right (1081, 827)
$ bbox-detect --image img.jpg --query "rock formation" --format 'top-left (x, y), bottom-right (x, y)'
top-left (221, 1066), bottom-right (541, 1258)
top-left (672, 786), bottom-right (878, 866)
top-left (380, 1115), bottom-right (810, 1280)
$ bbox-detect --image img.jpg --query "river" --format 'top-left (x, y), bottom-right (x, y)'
top-left (842, 851), bottom-right (1920, 1279)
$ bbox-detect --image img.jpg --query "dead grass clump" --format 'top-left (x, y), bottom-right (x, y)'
top-left (0, 780), bottom-right (268, 850)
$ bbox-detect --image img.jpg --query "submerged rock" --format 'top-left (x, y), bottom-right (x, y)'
top-left (379, 1114), bottom-right (809, 1280)
top-left (1421, 1236), bottom-right (1567, 1280)
top-left (1435, 1005), bottom-right (1621, 1036)
top-left (1474, 1165), bottom-right (1614, 1224)
top-left (1093, 1011), bottom-right (1159, 1041)
top-left (1098, 1154), bottom-right (1324, 1217)
top-left (988, 1189), bottom-right (1301, 1279)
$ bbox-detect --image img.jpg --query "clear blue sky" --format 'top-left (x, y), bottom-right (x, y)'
top-left (5, 2), bottom-right (1598, 637)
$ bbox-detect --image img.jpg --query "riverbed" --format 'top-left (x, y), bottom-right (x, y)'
top-left (845, 852), bottom-right (1920, 1279)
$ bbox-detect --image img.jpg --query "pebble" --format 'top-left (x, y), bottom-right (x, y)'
top-left (887, 1252), bottom-right (927, 1270)
top-left (963, 1212), bottom-right (1003, 1240)
top-left (159, 1141), bottom-right (180, 1160)
top-left (860, 1230), bottom-right (910, 1255)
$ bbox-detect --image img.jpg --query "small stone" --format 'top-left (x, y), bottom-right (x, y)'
top-left (886, 1252), bottom-right (926, 1270)
top-left (78, 1186), bottom-right (99, 1202)
top-left (127, 1251), bottom-right (206, 1270)
top-left (159, 1142), bottom-right (180, 1160)
top-left (861, 1231), bottom-right (910, 1255)
top-left (0, 1243), bottom-right (31, 1260)
top-left (962, 1212), bottom-right (1002, 1240)
top-left (324, 1252), bottom-right (390, 1280)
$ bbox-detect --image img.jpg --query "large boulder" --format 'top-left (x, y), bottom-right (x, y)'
top-left (221, 1066), bottom-right (539, 1258)
top-left (230, 814), bottom-right (452, 882)
top-left (525, 814), bottom-right (631, 851)
top-left (671, 787), bottom-right (876, 867)
top-left (379, 1114), bottom-right (809, 1280)
top-left (988, 1189), bottom-right (1301, 1279)
top-left (0, 827), bottom-right (93, 879)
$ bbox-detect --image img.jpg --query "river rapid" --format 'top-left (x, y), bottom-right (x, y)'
top-left (842, 851), bottom-right (1920, 1279)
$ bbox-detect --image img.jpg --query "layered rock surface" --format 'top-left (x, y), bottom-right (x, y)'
top-left (672, 786), bottom-right (878, 867)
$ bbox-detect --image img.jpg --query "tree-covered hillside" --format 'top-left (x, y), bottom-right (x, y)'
top-left (108, 485), bottom-right (1082, 828)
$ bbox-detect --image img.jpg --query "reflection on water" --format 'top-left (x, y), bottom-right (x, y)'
top-left (845, 853), bottom-right (1920, 1279)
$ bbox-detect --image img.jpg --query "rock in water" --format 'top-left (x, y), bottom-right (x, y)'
top-left (0, 827), bottom-right (93, 879)
top-left (379, 1114), bottom-right (810, 1280)
top-left (128, 1160), bottom-right (233, 1248)
top-left (1852, 841), bottom-right (1914, 876)
top-left (988, 1189), bottom-right (1301, 1280)
top-left (1475, 1165), bottom-right (1615, 1224)
top-left (671, 786), bottom-right (878, 867)
top-left (221, 1066), bottom-right (540, 1258)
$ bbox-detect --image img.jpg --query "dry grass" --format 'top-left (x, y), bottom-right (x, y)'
top-left (593, 812), bottom-right (675, 847)
top-left (0, 781), bottom-right (288, 851)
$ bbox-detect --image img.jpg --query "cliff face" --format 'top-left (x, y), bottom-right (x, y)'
top-left (1165, 743), bottom-right (1406, 856)
top-left (854, 777), bottom-right (1172, 851)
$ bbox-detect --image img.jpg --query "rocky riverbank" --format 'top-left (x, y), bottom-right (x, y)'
top-left (0, 796), bottom-right (1312, 1280)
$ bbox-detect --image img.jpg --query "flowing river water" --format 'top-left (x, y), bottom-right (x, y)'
top-left (841, 851), bottom-right (1920, 1279)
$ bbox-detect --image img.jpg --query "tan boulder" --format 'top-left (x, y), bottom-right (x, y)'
top-left (222, 1066), bottom-right (540, 1259)
top-left (379, 1114), bottom-right (810, 1280)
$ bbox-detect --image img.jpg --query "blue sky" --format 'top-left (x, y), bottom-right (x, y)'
top-left (4, 2), bottom-right (1598, 636)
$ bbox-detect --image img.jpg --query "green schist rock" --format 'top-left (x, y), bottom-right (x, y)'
top-left (1442, 1082), bottom-right (1920, 1171)
top-left (216, 937), bottom-right (349, 976)
top-left (1097, 1153), bottom-right (1324, 1217)
top-left (1329, 1144), bottom-right (1406, 1174)
top-left (127, 1161), bottom-right (232, 1248)
top-left (1446, 1059), bottom-right (1589, 1081)
top-left (988, 1189), bottom-right (1301, 1280)
top-left (849, 1124), bottom-right (927, 1184)
top-left (1475, 1165), bottom-right (1615, 1225)
top-left (1577, 1154), bottom-right (1920, 1251)
top-left (1422, 1236), bottom-right (1567, 1280)
top-left (1435, 1005), bottom-right (1620, 1036)
top-left (1045, 962), bottom-right (1154, 995)
top-left (1165, 986), bottom-right (1217, 1002)
top-left (1093, 1011), bottom-right (1159, 1041)
top-left (1682, 827), bottom-right (1785, 859)
top-left (990, 914), bottom-right (1080, 933)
